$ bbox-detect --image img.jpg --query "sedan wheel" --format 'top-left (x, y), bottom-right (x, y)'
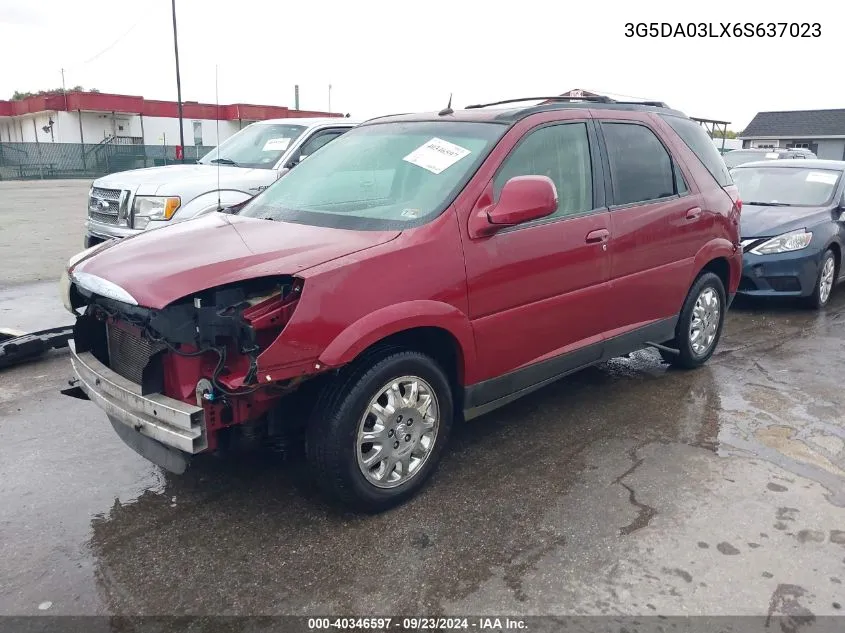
top-left (818, 254), bottom-right (835, 305)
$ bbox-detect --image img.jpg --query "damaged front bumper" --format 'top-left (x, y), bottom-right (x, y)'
top-left (69, 340), bottom-right (207, 456)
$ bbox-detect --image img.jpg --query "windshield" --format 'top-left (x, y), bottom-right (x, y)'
top-left (199, 123), bottom-right (307, 169)
top-left (731, 166), bottom-right (842, 207)
top-left (239, 121), bottom-right (506, 230)
top-left (723, 150), bottom-right (781, 169)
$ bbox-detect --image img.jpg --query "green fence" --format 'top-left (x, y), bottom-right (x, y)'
top-left (0, 142), bottom-right (215, 180)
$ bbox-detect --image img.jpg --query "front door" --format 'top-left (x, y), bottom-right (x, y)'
top-left (462, 120), bottom-right (611, 393)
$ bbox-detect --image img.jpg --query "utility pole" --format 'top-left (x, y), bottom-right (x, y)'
top-left (328, 84), bottom-right (332, 113)
top-left (171, 0), bottom-right (185, 155)
top-left (61, 68), bottom-right (68, 111)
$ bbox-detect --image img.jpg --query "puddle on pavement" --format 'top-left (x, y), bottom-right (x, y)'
top-left (712, 297), bottom-right (845, 506)
top-left (7, 293), bottom-right (845, 614)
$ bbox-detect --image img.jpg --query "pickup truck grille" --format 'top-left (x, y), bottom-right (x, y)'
top-left (106, 324), bottom-right (165, 386)
top-left (88, 187), bottom-right (124, 224)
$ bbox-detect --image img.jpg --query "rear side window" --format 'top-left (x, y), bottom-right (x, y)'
top-left (660, 114), bottom-right (733, 187)
top-left (601, 123), bottom-right (675, 206)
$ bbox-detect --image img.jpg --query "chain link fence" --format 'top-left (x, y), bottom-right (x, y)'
top-left (0, 142), bottom-right (215, 180)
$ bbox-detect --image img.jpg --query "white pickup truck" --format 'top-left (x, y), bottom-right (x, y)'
top-left (84, 117), bottom-right (359, 247)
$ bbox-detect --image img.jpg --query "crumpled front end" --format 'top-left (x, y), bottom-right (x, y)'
top-left (66, 271), bottom-right (310, 471)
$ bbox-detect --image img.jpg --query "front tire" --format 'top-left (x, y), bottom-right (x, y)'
top-left (661, 272), bottom-right (726, 369)
top-left (805, 249), bottom-right (836, 310)
top-left (306, 349), bottom-right (453, 512)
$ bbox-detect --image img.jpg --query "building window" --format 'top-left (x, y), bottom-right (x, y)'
top-left (787, 142), bottom-right (811, 149)
top-left (193, 121), bottom-right (203, 146)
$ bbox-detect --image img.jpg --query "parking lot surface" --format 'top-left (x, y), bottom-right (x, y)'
top-left (1, 181), bottom-right (844, 617)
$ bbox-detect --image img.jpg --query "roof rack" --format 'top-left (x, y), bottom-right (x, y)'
top-left (465, 96), bottom-right (613, 109)
top-left (465, 96), bottom-right (669, 110)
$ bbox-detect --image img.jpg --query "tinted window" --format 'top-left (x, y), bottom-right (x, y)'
top-left (494, 123), bottom-right (593, 219)
top-left (660, 114), bottom-right (733, 187)
top-left (674, 161), bottom-right (689, 194)
top-left (299, 130), bottom-right (345, 158)
top-left (602, 123), bottom-right (675, 205)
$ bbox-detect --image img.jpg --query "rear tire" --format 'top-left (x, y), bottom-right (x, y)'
top-left (804, 249), bottom-right (836, 310)
top-left (661, 272), bottom-right (726, 369)
top-left (306, 349), bottom-right (453, 512)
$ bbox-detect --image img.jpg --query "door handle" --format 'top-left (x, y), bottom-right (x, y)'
top-left (585, 229), bottom-right (610, 244)
top-left (686, 207), bottom-right (702, 220)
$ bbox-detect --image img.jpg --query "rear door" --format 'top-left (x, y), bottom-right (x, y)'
top-left (462, 117), bottom-right (612, 387)
top-left (595, 114), bottom-right (706, 336)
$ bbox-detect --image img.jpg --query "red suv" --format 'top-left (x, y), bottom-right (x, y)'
top-left (62, 96), bottom-right (742, 511)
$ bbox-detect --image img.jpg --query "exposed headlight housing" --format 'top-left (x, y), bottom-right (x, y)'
top-left (133, 196), bottom-right (181, 228)
top-left (750, 229), bottom-right (813, 255)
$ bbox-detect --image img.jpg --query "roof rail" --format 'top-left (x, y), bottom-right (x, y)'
top-left (613, 100), bottom-right (669, 108)
top-left (465, 96), bottom-right (670, 110)
top-left (465, 96), bottom-right (614, 109)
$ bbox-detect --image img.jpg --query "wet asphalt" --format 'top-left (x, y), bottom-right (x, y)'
top-left (1, 181), bottom-right (844, 618)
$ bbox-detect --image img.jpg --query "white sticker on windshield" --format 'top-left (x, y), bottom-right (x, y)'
top-left (806, 171), bottom-right (838, 185)
top-left (765, 152), bottom-right (779, 158)
top-left (262, 138), bottom-right (291, 152)
top-left (403, 138), bottom-right (471, 174)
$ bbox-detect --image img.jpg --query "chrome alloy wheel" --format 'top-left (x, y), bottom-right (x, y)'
top-left (819, 255), bottom-right (835, 305)
top-left (356, 376), bottom-right (440, 489)
top-left (689, 287), bottom-right (721, 356)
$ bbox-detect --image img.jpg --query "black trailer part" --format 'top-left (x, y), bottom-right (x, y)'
top-left (0, 326), bottom-right (74, 369)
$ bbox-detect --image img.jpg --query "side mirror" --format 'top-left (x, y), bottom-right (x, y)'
top-left (486, 176), bottom-right (558, 228)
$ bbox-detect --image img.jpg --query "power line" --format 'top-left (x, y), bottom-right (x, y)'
top-left (65, 20), bottom-right (144, 70)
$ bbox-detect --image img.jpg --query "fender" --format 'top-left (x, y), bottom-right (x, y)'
top-left (689, 237), bottom-right (741, 290)
top-left (318, 300), bottom-right (477, 383)
top-left (172, 189), bottom-right (254, 221)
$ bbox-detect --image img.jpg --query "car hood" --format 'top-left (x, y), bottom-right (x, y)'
top-left (73, 214), bottom-right (400, 309)
top-left (740, 204), bottom-right (833, 239)
top-left (93, 164), bottom-right (279, 196)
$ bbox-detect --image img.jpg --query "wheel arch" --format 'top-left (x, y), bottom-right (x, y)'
top-left (825, 238), bottom-right (842, 275)
top-left (690, 238), bottom-right (739, 293)
top-left (318, 301), bottom-right (477, 392)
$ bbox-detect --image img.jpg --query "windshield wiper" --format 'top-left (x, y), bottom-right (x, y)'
top-left (210, 158), bottom-right (239, 167)
top-left (743, 201), bottom-right (791, 207)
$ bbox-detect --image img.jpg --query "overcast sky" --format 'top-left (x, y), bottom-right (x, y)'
top-left (0, 0), bottom-right (839, 131)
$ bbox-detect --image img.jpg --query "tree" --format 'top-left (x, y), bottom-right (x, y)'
top-left (11, 86), bottom-right (100, 100)
top-left (712, 129), bottom-right (738, 139)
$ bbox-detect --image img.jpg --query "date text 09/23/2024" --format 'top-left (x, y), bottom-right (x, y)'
top-left (307, 617), bottom-right (527, 630)
top-left (624, 22), bottom-right (821, 38)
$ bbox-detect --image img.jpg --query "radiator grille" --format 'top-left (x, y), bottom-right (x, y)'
top-left (88, 187), bottom-right (123, 222)
top-left (106, 324), bottom-right (165, 385)
top-left (91, 187), bottom-right (122, 201)
top-left (88, 210), bottom-right (120, 225)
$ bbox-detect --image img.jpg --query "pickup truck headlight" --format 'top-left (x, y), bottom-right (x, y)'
top-left (750, 229), bottom-right (813, 255)
top-left (133, 196), bottom-right (181, 228)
